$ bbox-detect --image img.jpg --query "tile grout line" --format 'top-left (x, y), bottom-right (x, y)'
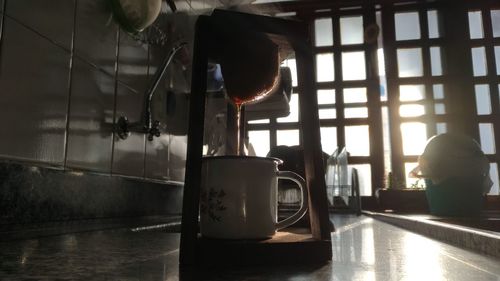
top-left (0, 2), bottom-right (5, 71)
top-left (110, 28), bottom-right (121, 175)
top-left (2, 12), bottom-right (71, 54)
top-left (63, 0), bottom-right (78, 169)
top-left (3, 7), bottom-right (138, 94)
top-left (143, 39), bottom-right (151, 179)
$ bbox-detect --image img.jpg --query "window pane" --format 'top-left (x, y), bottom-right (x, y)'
top-left (277, 129), bottom-right (300, 146)
top-left (378, 48), bottom-right (386, 77)
top-left (316, 53), bottom-right (334, 82)
top-left (380, 81), bottom-right (388, 102)
top-left (468, 11), bottom-right (484, 39)
top-left (399, 104), bottom-right (425, 117)
top-left (345, 107), bottom-right (368, 118)
top-left (320, 127), bottom-right (337, 155)
top-left (315, 18), bottom-right (333, 46)
top-left (281, 59), bottom-right (297, 87)
top-left (395, 12), bottom-right (421, 41)
top-left (248, 130), bottom-right (270, 157)
top-left (495, 46), bottom-right (500, 75)
top-left (400, 85), bottom-right (425, 101)
top-left (342, 51), bottom-right (366, 80)
top-left (319, 108), bottom-right (336, 119)
top-left (277, 93), bottom-right (298, 123)
top-left (479, 123), bottom-right (495, 154)
top-left (345, 125), bottom-right (370, 156)
top-left (248, 119), bottom-right (270, 124)
top-left (434, 103), bottom-right (446, 115)
top-left (433, 84), bottom-right (444, 99)
top-left (344, 88), bottom-right (367, 103)
top-left (318, 89), bottom-right (335, 104)
top-left (430, 47), bottom-right (442, 76)
top-left (488, 163), bottom-right (499, 195)
top-left (428, 10), bottom-right (441, 39)
top-left (436, 123), bottom-right (447, 134)
top-left (471, 47), bottom-right (487, 76)
top-left (340, 16), bottom-right (363, 45)
top-left (401, 122), bottom-right (427, 155)
top-left (492, 10), bottom-right (500, 38)
top-left (397, 48), bottom-right (423, 77)
top-left (382, 106), bottom-right (392, 174)
top-left (475, 84), bottom-right (491, 115)
top-left (351, 164), bottom-right (372, 196)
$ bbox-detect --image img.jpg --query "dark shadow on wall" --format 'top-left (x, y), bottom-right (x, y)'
top-left (0, 160), bottom-right (182, 226)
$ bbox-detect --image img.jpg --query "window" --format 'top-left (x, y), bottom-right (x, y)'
top-left (465, 8), bottom-right (500, 195)
top-left (250, 8), bottom-right (384, 196)
top-left (246, 1), bottom-right (500, 198)
top-left (383, 7), bottom-right (447, 190)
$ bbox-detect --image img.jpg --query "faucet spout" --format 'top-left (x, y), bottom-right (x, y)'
top-left (116, 42), bottom-right (188, 141)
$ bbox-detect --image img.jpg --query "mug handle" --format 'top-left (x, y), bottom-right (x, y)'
top-left (275, 171), bottom-right (308, 230)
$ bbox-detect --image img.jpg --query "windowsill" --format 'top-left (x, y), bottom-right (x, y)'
top-left (364, 210), bottom-right (500, 258)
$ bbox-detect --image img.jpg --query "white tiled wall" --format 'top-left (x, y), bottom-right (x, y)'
top-left (0, 0), bottom-right (217, 181)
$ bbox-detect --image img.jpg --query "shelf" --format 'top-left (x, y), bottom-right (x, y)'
top-left (196, 229), bottom-right (332, 267)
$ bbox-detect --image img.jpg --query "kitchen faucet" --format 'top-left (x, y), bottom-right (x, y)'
top-left (116, 42), bottom-right (187, 141)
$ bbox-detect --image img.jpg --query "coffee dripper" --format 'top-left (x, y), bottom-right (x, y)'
top-left (180, 9), bottom-right (332, 267)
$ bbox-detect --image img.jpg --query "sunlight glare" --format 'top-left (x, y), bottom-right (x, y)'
top-left (401, 122), bottom-right (427, 155)
top-left (401, 232), bottom-right (444, 281)
top-left (399, 104), bottom-right (425, 117)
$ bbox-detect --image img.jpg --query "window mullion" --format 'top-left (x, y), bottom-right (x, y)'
top-left (381, 4), bottom-right (406, 184)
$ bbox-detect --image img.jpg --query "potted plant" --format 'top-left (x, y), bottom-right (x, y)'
top-left (375, 173), bottom-right (429, 213)
top-left (412, 133), bottom-right (492, 217)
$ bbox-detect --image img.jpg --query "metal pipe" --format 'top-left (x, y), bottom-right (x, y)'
top-left (143, 42), bottom-right (188, 131)
top-left (116, 42), bottom-right (187, 141)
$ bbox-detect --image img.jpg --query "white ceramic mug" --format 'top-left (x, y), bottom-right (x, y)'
top-left (200, 156), bottom-right (308, 239)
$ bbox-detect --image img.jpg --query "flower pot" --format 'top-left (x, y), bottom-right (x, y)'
top-left (376, 188), bottom-right (429, 212)
top-left (425, 177), bottom-right (484, 217)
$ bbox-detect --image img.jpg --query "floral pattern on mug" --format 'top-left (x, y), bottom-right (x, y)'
top-left (200, 187), bottom-right (227, 222)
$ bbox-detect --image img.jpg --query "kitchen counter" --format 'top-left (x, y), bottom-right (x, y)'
top-left (363, 211), bottom-right (500, 258)
top-left (1, 215), bottom-right (500, 280)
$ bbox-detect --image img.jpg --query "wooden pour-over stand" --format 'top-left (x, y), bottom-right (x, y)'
top-left (180, 9), bottom-right (332, 267)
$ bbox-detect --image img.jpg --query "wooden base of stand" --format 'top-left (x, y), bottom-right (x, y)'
top-left (196, 229), bottom-right (332, 267)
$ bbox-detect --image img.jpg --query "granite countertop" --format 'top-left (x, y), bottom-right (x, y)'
top-left (363, 211), bottom-right (500, 258)
top-left (1, 215), bottom-right (500, 280)
top-left (0, 222), bottom-right (332, 280)
top-left (1, 227), bottom-right (181, 280)
top-left (0, 216), bottom-right (182, 242)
